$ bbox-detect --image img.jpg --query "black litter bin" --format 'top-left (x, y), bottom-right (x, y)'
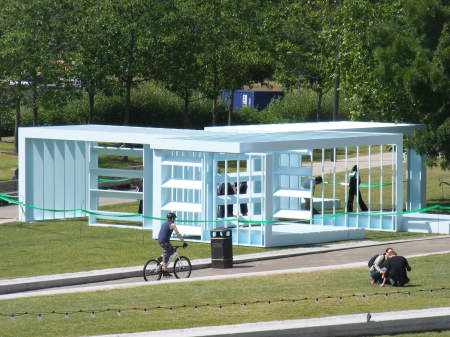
top-left (210, 228), bottom-right (233, 268)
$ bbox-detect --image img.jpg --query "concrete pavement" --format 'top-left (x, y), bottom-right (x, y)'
top-left (0, 204), bottom-right (17, 224)
top-left (87, 307), bottom-right (450, 337)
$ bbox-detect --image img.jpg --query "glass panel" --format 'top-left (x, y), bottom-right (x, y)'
top-left (253, 158), bottom-right (262, 171)
top-left (279, 153), bottom-right (289, 167)
top-left (289, 175), bottom-right (299, 189)
top-left (280, 175), bottom-right (289, 188)
top-left (253, 202), bottom-right (261, 215)
top-left (253, 180), bottom-right (261, 193)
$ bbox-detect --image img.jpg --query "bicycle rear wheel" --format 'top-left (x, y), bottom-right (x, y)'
top-left (173, 256), bottom-right (192, 279)
top-left (143, 259), bottom-right (162, 281)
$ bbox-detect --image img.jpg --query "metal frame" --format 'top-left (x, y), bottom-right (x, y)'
top-left (18, 123), bottom-right (410, 247)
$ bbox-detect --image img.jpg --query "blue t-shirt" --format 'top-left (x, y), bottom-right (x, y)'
top-left (158, 221), bottom-right (173, 244)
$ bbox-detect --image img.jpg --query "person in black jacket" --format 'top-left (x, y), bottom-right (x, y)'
top-left (234, 181), bottom-right (248, 216)
top-left (347, 165), bottom-right (368, 212)
top-left (381, 251), bottom-right (411, 287)
top-left (217, 182), bottom-right (235, 218)
top-left (136, 181), bottom-right (143, 214)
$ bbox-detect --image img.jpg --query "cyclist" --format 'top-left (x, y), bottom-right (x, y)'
top-left (158, 212), bottom-right (187, 277)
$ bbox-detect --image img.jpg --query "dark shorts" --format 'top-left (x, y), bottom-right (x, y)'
top-left (160, 242), bottom-right (173, 264)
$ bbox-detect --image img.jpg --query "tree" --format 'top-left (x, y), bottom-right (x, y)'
top-left (338, 0), bottom-right (450, 167)
top-left (0, 0), bottom-right (67, 127)
top-left (99, 0), bottom-right (153, 126)
top-left (184, 0), bottom-right (271, 126)
top-left (0, 0), bottom-right (69, 151)
top-left (64, 0), bottom-right (113, 124)
top-left (149, 0), bottom-right (203, 128)
top-left (273, 0), bottom-right (336, 120)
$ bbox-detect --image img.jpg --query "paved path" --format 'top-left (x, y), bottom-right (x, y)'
top-left (312, 152), bottom-right (396, 175)
top-left (76, 236), bottom-right (450, 290)
top-left (0, 204), bottom-right (16, 223)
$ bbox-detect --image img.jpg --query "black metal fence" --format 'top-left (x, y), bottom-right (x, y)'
top-left (0, 110), bottom-right (14, 138)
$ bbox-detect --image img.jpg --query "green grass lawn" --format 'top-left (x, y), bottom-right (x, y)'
top-left (0, 218), bottom-right (270, 279)
top-left (0, 138), bottom-right (17, 181)
top-left (0, 215), bottom-right (439, 279)
top-left (426, 165), bottom-right (450, 210)
top-left (0, 253), bottom-right (449, 337)
top-left (0, 137), bottom-right (14, 152)
top-left (98, 154), bottom-right (142, 169)
top-left (377, 332), bottom-right (450, 337)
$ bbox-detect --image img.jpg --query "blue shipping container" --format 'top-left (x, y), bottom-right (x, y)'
top-left (221, 90), bottom-right (284, 111)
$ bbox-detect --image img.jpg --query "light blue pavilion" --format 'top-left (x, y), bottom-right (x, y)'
top-left (18, 121), bottom-right (448, 247)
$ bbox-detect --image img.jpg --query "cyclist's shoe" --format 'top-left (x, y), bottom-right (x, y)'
top-left (156, 256), bottom-right (163, 263)
top-left (183, 242), bottom-right (188, 248)
top-left (162, 271), bottom-right (172, 277)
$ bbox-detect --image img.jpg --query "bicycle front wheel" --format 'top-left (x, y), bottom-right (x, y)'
top-left (173, 256), bottom-right (192, 279)
top-left (143, 259), bottom-right (162, 281)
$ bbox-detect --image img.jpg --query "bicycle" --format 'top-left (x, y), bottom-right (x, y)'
top-left (143, 245), bottom-right (192, 281)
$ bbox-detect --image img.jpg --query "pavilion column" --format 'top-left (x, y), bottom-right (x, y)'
top-left (18, 134), bottom-right (30, 221)
top-left (88, 141), bottom-right (98, 225)
top-left (263, 154), bottom-right (273, 246)
top-left (395, 139), bottom-right (404, 231)
top-left (407, 148), bottom-right (426, 211)
top-left (152, 151), bottom-right (162, 239)
top-left (143, 145), bottom-right (153, 229)
top-left (202, 152), bottom-right (214, 240)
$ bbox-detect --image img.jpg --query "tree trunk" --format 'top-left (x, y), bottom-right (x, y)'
top-left (87, 81), bottom-right (95, 124)
top-left (123, 74), bottom-right (132, 126)
top-left (333, 75), bottom-right (340, 121)
top-left (183, 92), bottom-right (190, 128)
top-left (211, 60), bottom-right (218, 126)
top-left (316, 87), bottom-right (323, 121)
top-left (227, 90), bottom-right (234, 125)
top-left (121, 74), bottom-right (133, 162)
top-left (32, 80), bottom-right (38, 126)
top-left (211, 97), bottom-right (217, 126)
top-left (14, 95), bottom-right (21, 154)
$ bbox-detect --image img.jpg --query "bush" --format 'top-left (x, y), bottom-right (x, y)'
top-left (14, 82), bottom-right (352, 130)
top-left (232, 89), bottom-right (351, 125)
top-left (37, 81), bottom-right (229, 129)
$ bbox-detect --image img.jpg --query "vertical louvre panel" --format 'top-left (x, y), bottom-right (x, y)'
top-left (74, 141), bottom-right (87, 217)
top-left (64, 141), bottom-right (76, 218)
top-left (54, 140), bottom-right (66, 219)
top-left (23, 138), bottom-right (34, 221)
top-left (143, 145), bottom-right (153, 229)
top-left (43, 140), bottom-right (55, 219)
top-left (32, 139), bottom-right (44, 220)
top-left (88, 142), bottom-right (98, 225)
